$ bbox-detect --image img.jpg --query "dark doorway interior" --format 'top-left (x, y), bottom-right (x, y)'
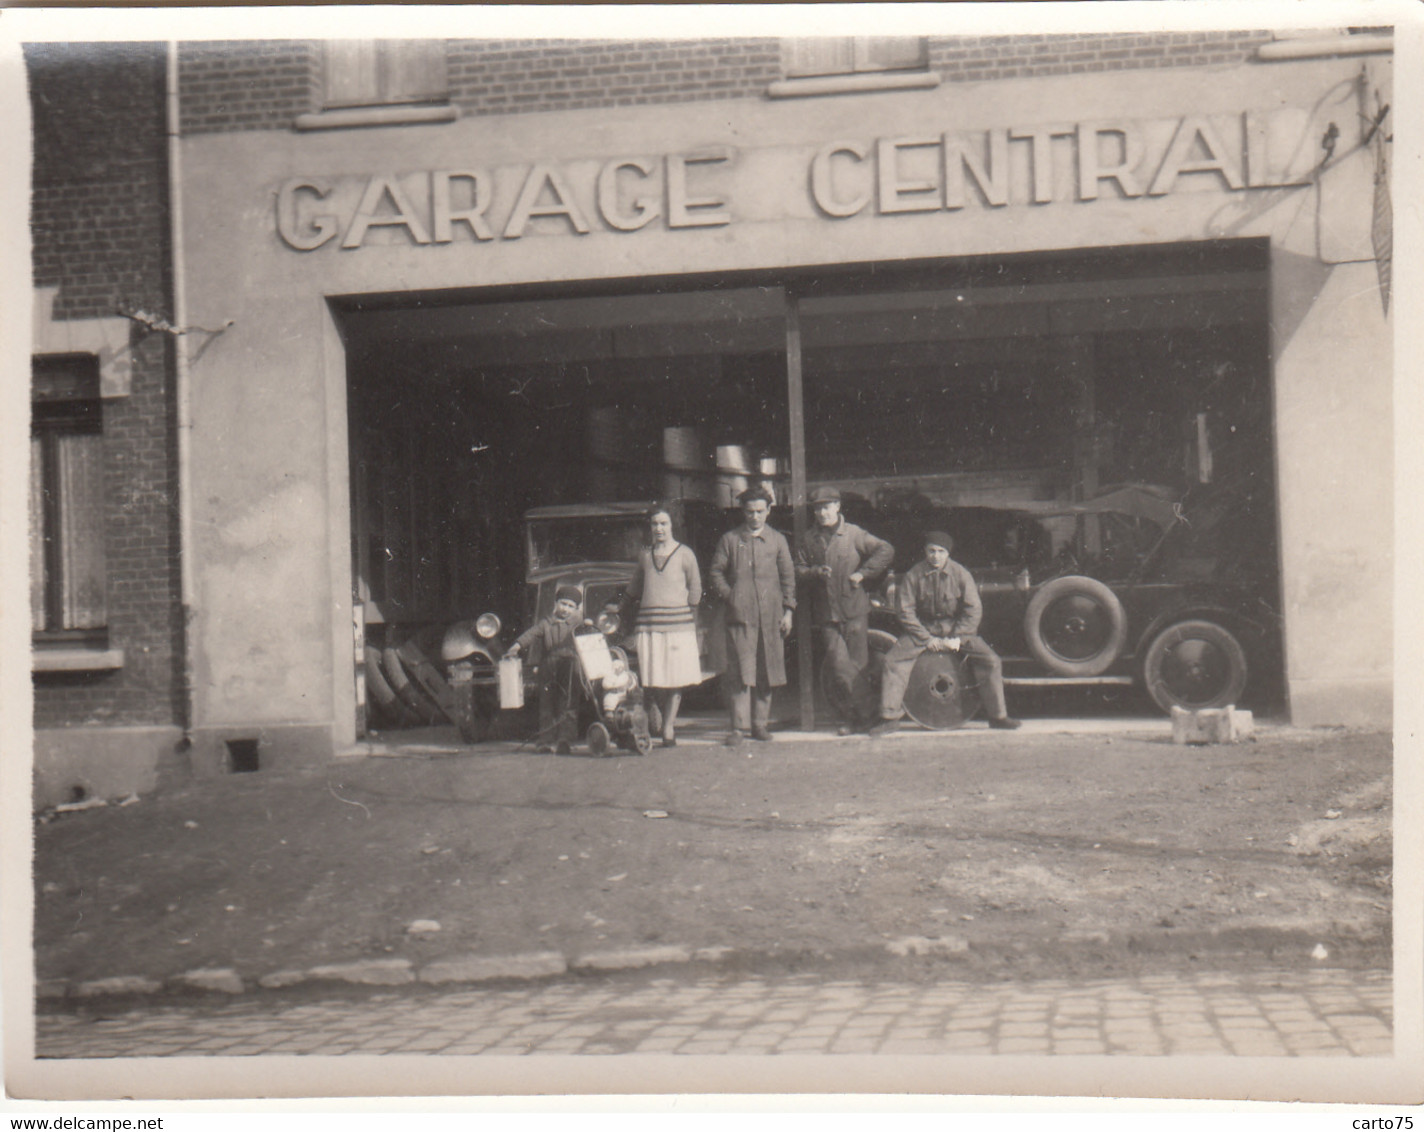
top-left (339, 239), bottom-right (1279, 728)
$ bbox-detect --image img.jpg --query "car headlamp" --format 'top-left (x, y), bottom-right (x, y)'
top-left (475, 613), bottom-right (501, 639)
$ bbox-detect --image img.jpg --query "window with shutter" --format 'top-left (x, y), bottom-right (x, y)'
top-left (784, 36), bottom-right (929, 79)
top-left (771, 37), bottom-right (938, 98)
top-left (31, 356), bottom-right (107, 639)
top-left (323, 39), bottom-right (449, 108)
top-left (297, 39), bottom-right (456, 129)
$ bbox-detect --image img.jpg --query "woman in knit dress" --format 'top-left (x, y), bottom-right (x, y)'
top-left (624, 503), bottom-right (703, 748)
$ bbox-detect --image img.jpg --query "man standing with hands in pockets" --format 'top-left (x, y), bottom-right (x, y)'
top-left (795, 486), bottom-right (894, 732)
top-left (709, 486), bottom-right (796, 746)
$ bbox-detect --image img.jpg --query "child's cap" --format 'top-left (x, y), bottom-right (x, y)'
top-left (554, 584), bottom-right (582, 605)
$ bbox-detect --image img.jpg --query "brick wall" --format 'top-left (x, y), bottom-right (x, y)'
top-left (178, 40), bottom-right (320, 135)
top-left (176, 32), bottom-right (1278, 134)
top-left (445, 38), bottom-right (781, 116)
top-left (27, 42), bottom-right (185, 729)
top-left (928, 31), bottom-right (1276, 82)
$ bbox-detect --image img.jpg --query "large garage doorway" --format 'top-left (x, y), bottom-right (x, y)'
top-left (339, 238), bottom-right (1281, 735)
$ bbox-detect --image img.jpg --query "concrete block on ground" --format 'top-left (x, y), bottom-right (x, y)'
top-left (1171, 706), bottom-right (1253, 745)
top-left (419, 951), bottom-right (568, 984)
top-left (885, 935), bottom-right (970, 957)
top-left (571, 945), bottom-right (693, 972)
top-left (74, 975), bottom-right (163, 997)
top-left (306, 958), bottom-right (414, 985)
top-left (171, 967), bottom-right (244, 994)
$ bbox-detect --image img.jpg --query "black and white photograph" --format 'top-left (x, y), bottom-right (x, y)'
top-left (2, 1), bottom-right (1420, 1113)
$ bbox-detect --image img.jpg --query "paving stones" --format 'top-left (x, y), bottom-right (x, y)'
top-left (38, 967), bottom-right (1392, 1059)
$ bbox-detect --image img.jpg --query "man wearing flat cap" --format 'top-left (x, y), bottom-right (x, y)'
top-left (507, 584), bottom-right (584, 753)
top-left (709, 486), bottom-right (796, 744)
top-left (795, 486), bottom-right (894, 730)
top-left (870, 530), bottom-right (1020, 735)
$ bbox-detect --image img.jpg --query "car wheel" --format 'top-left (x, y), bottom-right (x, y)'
top-left (1023, 575), bottom-right (1128, 677)
top-left (1142, 619), bottom-right (1248, 713)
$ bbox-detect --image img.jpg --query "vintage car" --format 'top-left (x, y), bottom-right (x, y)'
top-left (436, 500), bottom-right (727, 741)
top-left (863, 482), bottom-right (1282, 716)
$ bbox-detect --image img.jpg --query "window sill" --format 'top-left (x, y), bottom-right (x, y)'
top-left (1256, 34), bottom-right (1391, 60)
top-left (767, 71), bottom-right (941, 99)
top-left (33, 646), bottom-right (125, 673)
top-left (294, 103), bottom-right (458, 131)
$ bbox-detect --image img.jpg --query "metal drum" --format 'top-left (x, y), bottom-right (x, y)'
top-left (903, 651), bottom-right (980, 730)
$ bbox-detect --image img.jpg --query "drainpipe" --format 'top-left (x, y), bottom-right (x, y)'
top-left (166, 42), bottom-right (197, 745)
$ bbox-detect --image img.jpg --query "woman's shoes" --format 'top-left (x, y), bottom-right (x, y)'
top-left (661, 736), bottom-right (677, 749)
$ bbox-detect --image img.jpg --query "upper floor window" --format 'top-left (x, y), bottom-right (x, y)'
top-left (770, 37), bottom-right (938, 98)
top-left (31, 356), bottom-right (106, 638)
top-left (783, 37), bottom-right (929, 79)
top-left (297, 39), bottom-right (456, 130)
top-left (323, 39), bottom-right (449, 108)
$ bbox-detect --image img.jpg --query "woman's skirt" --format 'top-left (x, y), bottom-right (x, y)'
top-left (635, 625), bottom-right (703, 689)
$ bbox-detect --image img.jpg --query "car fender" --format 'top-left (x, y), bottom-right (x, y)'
top-left (1133, 602), bottom-right (1258, 662)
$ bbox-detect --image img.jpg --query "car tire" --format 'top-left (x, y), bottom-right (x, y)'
top-left (382, 647), bottom-right (444, 726)
top-left (364, 645), bottom-right (418, 728)
top-left (1023, 575), bottom-right (1128, 678)
top-left (1142, 619), bottom-right (1248, 714)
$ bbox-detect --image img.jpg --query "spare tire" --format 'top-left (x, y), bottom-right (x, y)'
top-left (1023, 575), bottom-right (1128, 677)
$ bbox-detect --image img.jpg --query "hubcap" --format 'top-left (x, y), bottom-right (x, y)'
top-left (1044, 595), bottom-right (1111, 661)
top-left (1162, 638), bottom-right (1228, 704)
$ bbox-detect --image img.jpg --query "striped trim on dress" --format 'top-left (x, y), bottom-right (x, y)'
top-left (636, 604), bottom-right (695, 629)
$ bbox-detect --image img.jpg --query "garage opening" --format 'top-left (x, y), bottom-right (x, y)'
top-left (339, 238), bottom-right (1281, 737)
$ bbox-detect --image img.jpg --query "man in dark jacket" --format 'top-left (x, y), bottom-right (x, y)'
top-left (870, 531), bottom-right (1020, 735)
top-left (795, 486), bottom-right (894, 730)
top-left (709, 486), bottom-right (796, 744)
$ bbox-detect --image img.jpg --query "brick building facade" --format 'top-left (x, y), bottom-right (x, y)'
top-left (27, 42), bottom-right (184, 752)
top-left (173, 33), bottom-right (1276, 135)
top-left (28, 29), bottom-right (1393, 804)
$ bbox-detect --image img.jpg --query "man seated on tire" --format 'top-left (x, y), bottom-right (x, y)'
top-left (869, 530), bottom-right (1020, 735)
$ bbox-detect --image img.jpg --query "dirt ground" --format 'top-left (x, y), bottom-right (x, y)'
top-left (31, 722), bottom-right (1392, 986)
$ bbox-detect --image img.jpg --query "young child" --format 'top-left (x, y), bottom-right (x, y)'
top-left (601, 647), bottom-right (639, 716)
top-left (506, 585), bottom-right (583, 753)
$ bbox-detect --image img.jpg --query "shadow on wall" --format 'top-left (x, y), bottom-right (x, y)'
top-left (1270, 247), bottom-right (1334, 355)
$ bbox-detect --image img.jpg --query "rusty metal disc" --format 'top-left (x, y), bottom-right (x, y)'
top-left (902, 651), bottom-right (980, 730)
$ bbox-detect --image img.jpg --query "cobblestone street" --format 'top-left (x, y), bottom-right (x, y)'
top-left (37, 966), bottom-right (1392, 1059)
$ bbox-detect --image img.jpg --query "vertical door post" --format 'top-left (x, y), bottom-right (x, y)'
top-left (785, 292), bottom-right (815, 732)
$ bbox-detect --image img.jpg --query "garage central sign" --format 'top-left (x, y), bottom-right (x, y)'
top-left (276, 111), bottom-right (1312, 251)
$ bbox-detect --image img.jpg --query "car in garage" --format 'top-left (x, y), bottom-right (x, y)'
top-left (431, 499), bottom-right (729, 740)
top-left (863, 482), bottom-right (1282, 715)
